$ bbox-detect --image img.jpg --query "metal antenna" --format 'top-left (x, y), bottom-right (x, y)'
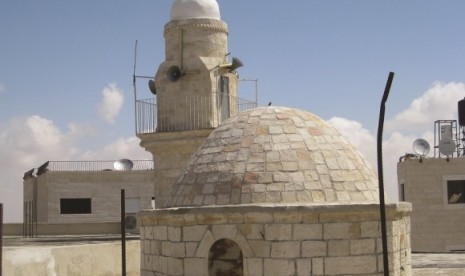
top-left (131, 40), bottom-right (160, 135)
top-left (133, 40), bottom-right (138, 135)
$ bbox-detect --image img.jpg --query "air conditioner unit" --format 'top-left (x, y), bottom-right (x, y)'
top-left (124, 212), bottom-right (139, 234)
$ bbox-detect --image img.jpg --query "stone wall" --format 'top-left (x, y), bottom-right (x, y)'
top-left (139, 203), bottom-right (411, 275)
top-left (3, 240), bottom-right (140, 276)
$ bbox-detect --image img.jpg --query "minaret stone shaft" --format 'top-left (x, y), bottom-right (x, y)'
top-left (138, 0), bottom-right (240, 208)
top-left (155, 18), bottom-right (238, 132)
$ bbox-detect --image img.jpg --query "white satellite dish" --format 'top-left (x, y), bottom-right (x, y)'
top-left (438, 138), bottom-right (456, 156)
top-left (412, 138), bottom-right (430, 156)
top-left (114, 159), bottom-right (134, 171)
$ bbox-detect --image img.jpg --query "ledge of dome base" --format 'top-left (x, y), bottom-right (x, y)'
top-left (139, 202), bottom-right (412, 226)
top-left (164, 18), bottom-right (228, 36)
top-left (138, 129), bottom-right (213, 149)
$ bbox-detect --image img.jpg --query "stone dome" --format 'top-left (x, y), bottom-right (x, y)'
top-left (171, 0), bottom-right (221, 21)
top-left (166, 106), bottom-right (380, 208)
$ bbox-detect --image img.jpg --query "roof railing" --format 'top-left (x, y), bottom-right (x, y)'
top-left (135, 92), bottom-right (257, 135)
top-left (24, 160), bottom-right (154, 178)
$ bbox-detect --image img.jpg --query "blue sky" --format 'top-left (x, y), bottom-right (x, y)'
top-left (1, 0), bottom-right (465, 222)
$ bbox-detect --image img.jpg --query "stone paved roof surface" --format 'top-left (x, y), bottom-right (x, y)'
top-left (166, 106), bottom-right (380, 208)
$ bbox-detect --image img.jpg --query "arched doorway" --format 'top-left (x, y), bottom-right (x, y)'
top-left (208, 239), bottom-right (243, 276)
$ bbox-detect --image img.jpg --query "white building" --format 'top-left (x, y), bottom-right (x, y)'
top-left (23, 160), bottom-right (154, 234)
top-left (398, 118), bottom-right (465, 252)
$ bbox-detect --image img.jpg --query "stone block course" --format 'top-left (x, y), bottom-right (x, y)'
top-left (296, 258), bottom-right (312, 275)
top-left (312, 257), bottom-right (324, 275)
top-left (302, 240), bottom-right (327, 257)
top-left (184, 258), bottom-right (206, 275)
top-left (264, 259), bottom-right (295, 275)
top-left (293, 224), bottom-right (322, 240)
top-left (212, 224), bottom-right (237, 240)
top-left (249, 240), bottom-right (271, 257)
top-left (244, 258), bottom-right (263, 275)
top-left (265, 224), bottom-right (292, 241)
top-left (140, 203), bottom-right (411, 275)
top-left (324, 222), bottom-right (354, 239)
top-left (271, 241), bottom-right (300, 258)
top-left (325, 255), bottom-right (377, 275)
top-left (328, 240), bottom-right (349, 256)
top-left (183, 225), bottom-right (207, 241)
top-left (351, 239), bottom-right (376, 255)
top-left (273, 211), bottom-right (302, 223)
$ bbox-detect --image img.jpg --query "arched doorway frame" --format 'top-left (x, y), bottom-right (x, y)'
top-left (208, 238), bottom-right (243, 275)
top-left (194, 225), bottom-right (253, 258)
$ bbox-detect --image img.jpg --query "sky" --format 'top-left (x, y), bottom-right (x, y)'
top-left (1, 0), bottom-right (465, 222)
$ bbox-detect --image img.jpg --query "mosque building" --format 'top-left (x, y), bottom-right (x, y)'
top-left (138, 0), bottom-right (412, 275)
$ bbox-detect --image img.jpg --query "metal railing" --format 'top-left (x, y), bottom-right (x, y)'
top-left (34, 160), bottom-right (154, 174)
top-left (136, 92), bottom-right (257, 135)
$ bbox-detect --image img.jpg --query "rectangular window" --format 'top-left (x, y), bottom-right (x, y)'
top-left (447, 180), bottom-right (465, 204)
top-left (60, 198), bottom-right (92, 214)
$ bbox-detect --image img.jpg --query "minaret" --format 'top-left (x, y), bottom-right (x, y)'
top-left (138, 0), bottom-right (243, 208)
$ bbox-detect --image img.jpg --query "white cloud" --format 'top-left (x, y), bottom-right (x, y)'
top-left (0, 82), bottom-right (5, 93)
top-left (0, 114), bottom-right (150, 222)
top-left (0, 115), bottom-right (80, 222)
top-left (386, 82), bottom-right (465, 134)
top-left (96, 83), bottom-right (124, 124)
top-left (330, 82), bottom-right (465, 202)
top-left (0, 116), bottom-right (77, 167)
top-left (67, 122), bottom-right (99, 140)
top-left (81, 137), bottom-right (150, 160)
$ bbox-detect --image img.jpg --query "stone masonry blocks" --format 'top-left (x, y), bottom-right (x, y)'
top-left (140, 203), bottom-right (411, 275)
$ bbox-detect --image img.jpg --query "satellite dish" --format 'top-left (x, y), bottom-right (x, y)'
top-left (114, 159), bottom-right (134, 171)
top-left (167, 65), bottom-right (183, 82)
top-left (412, 138), bottom-right (430, 156)
top-left (438, 138), bottom-right (456, 156)
top-left (148, 79), bottom-right (157, 95)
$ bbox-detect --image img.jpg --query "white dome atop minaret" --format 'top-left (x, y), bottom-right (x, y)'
top-left (170, 0), bottom-right (221, 21)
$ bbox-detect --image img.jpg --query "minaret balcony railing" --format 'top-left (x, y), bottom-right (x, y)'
top-left (135, 92), bottom-right (257, 134)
